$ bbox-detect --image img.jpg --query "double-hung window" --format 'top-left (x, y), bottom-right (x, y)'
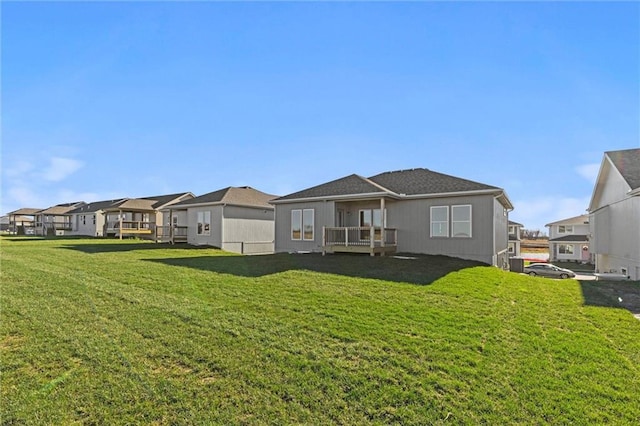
top-left (431, 205), bottom-right (472, 238)
top-left (431, 206), bottom-right (449, 237)
top-left (558, 225), bottom-right (573, 234)
top-left (452, 205), bottom-right (472, 238)
top-left (292, 209), bottom-right (314, 241)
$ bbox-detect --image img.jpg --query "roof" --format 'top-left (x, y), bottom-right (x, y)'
top-left (275, 174), bottom-right (386, 201)
top-left (369, 168), bottom-right (499, 196)
top-left (140, 192), bottom-right (194, 209)
top-left (38, 202), bottom-right (85, 215)
top-left (68, 199), bottom-right (127, 214)
top-left (545, 214), bottom-right (589, 227)
top-left (169, 187), bottom-right (277, 209)
top-left (509, 220), bottom-right (524, 227)
top-left (549, 235), bottom-right (589, 243)
top-left (273, 168), bottom-right (509, 206)
top-left (606, 148), bottom-right (640, 190)
top-left (6, 208), bottom-right (42, 216)
top-left (111, 199), bottom-right (157, 211)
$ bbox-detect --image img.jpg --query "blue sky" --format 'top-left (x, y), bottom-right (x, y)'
top-left (2, 1), bottom-right (638, 232)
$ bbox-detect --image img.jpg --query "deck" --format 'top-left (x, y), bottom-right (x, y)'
top-left (323, 227), bottom-right (398, 256)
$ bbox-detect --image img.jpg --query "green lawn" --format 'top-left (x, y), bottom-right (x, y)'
top-left (2, 237), bottom-right (639, 424)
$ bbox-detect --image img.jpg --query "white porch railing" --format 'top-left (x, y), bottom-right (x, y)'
top-left (323, 227), bottom-right (398, 248)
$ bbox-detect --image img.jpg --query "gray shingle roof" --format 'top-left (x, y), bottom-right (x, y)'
top-left (549, 235), bottom-right (589, 243)
top-left (274, 168), bottom-right (502, 202)
top-left (68, 199), bottom-right (126, 214)
top-left (6, 208), bottom-right (42, 216)
top-left (275, 175), bottom-right (387, 201)
top-left (140, 192), bottom-right (193, 209)
top-left (38, 202), bottom-right (85, 215)
top-left (369, 168), bottom-right (498, 195)
top-left (607, 148), bottom-right (640, 190)
top-left (170, 187), bottom-right (277, 209)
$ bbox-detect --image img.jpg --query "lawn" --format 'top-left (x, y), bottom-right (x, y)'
top-left (2, 237), bottom-right (639, 424)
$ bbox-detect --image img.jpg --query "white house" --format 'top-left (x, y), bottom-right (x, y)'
top-left (545, 215), bottom-right (591, 263)
top-left (588, 148), bottom-right (640, 280)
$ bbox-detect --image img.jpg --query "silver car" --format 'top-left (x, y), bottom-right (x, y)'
top-left (524, 263), bottom-right (576, 279)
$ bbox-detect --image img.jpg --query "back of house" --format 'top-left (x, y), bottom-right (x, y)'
top-left (271, 168), bottom-right (513, 267)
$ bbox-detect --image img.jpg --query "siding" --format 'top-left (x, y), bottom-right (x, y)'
top-left (222, 205), bottom-right (275, 254)
top-left (275, 201), bottom-right (335, 253)
top-left (187, 206), bottom-right (222, 247)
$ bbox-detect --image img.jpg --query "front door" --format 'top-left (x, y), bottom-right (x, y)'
top-left (337, 209), bottom-right (346, 227)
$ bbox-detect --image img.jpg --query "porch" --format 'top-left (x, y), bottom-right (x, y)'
top-left (323, 226), bottom-right (398, 256)
top-left (106, 220), bottom-right (154, 238)
top-left (156, 225), bottom-right (189, 243)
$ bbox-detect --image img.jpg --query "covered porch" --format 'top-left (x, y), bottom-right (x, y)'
top-left (322, 196), bottom-right (398, 256)
top-left (104, 208), bottom-right (155, 239)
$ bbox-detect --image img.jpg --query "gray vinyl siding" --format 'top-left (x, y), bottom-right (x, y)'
top-left (274, 195), bottom-right (504, 264)
top-left (222, 205), bottom-right (275, 254)
top-left (390, 195), bottom-right (498, 264)
top-left (187, 206), bottom-right (222, 247)
top-left (275, 201), bottom-right (335, 253)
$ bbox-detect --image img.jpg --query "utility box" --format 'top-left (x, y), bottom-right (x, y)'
top-left (509, 257), bottom-right (524, 273)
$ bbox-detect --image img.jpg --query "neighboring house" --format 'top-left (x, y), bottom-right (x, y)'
top-left (68, 192), bottom-right (194, 239)
top-left (0, 216), bottom-right (10, 232)
top-left (588, 148), bottom-right (640, 280)
top-left (508, 220), bottom-right (523, 257)
top-left (68, 199), bottom-right (127, 237)
top-left (270, 168), bottom-right (514, 267)
top-left (35, 202), bottom-right (86, 236)
top-left (6, 208), bottom-right (41, 234)
top-left (101, 192), bottom-right (194, 239)
top-left (164, 186), bottom-right (277, 254)
top-left (545, 215), bottom-right (591, 263)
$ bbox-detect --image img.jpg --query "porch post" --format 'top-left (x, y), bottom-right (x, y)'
top-left (380, 198), bottom-right (386, 253)
top-left (322, 226), bottom-right (326, 256)
top-left (370, 226), bottom-right (375, 256)
top-left (169, 209), bottom-right (174, 244)
top-left (119, 209), bottom-right (123, 240)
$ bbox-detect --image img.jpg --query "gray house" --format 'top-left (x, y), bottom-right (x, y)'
top-left (164, 186), bottom-right (277, 254)
top-left (271, 168), bottom-right (514, 267)
top-left (588, 148), bottom-right (640, 279)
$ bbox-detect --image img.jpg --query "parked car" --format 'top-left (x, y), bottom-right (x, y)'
top-left (524, 263), bottom-right (576, 279)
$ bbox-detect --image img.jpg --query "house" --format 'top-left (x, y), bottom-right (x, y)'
top-left (588, 148), bottom-right (640, 280)
top-left (508, 220), bottom-right (523, 257)
top-left (68, 192), bottom-right (194, 239)
top-left (545, 215), bottom-right (591, 263)
top-left (68, 199), bottom-right (127, 237)
top-left (34, 202), bottom-right (86, 236)
top-left (163, 186), bottom-right (277, 254)
top-left (270, 168), bottom-right (514, 267)
top-left (5, 208), bottom-right (40, 234)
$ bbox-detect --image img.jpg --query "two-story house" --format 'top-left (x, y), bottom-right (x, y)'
top-left (546, 215), bottom-right (591, 263)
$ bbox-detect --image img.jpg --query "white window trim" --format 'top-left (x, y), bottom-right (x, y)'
top-left (302, 209), bottom-right (315, 241)
top-left (430, 206), bottom-right (449, 238)
top-left (197, 211), bottom-right (211, 236)
top-left (452, 204), bottom-right (472, 238)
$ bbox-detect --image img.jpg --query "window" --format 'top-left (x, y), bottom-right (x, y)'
top-left (302, 209), bottom-right (314, 240)
top-left (197, 211), bottom-right (211, 236)
top-left (292, 209), bottom-right (314, 240)
top-left (291, 210), bottom-right (302, 240)
top-left (92, 216), bottom-right (96, 225)
top-left (508, 245), bottom-right (514, 253)
top-left (558, 244), bottom-right (574, 254)
top-left (558, 225), bottom-right (573, 234)
top-left (452, 205), bottom-right (472, 238)
top-left (359, 209), bottom-right (386, 240)
top-left (431, 206), bottom-right (449, 237)
top-left (509, 226), bottom-right (515, 235)
top-left (82, 216), bottom-right (86, 225)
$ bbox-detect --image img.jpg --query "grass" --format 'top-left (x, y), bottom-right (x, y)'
top-left (2, 237), bottom-right (640, 424)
